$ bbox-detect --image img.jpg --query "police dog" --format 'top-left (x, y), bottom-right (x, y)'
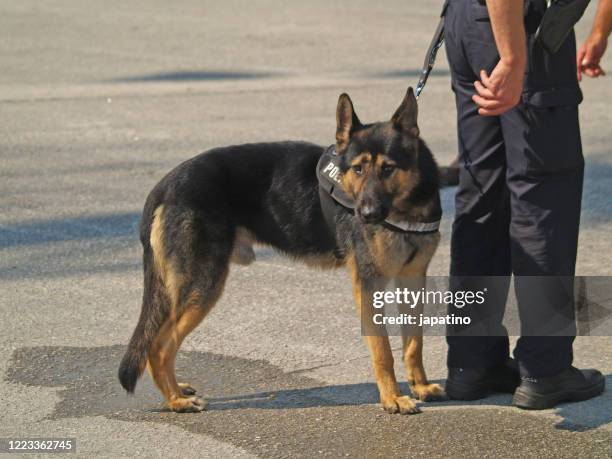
top-left (118, 87), bottom-right (446, 414)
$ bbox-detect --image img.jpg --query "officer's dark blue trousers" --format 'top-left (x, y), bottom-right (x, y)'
top-left (444, 0), bottom-right (584, 377)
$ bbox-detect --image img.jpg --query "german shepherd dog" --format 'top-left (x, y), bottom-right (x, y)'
top-left (118, 88), bottom-right (446, 414)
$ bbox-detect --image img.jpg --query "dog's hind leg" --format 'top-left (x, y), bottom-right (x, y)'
top-left (147, 304), bottom-right (207, 412)
top-left (148, 265), bottom-right (230, 412)
top-left (147, 205), bottom-right (232, 412)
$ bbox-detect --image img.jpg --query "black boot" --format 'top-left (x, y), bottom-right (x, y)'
top-left (513, 366), bottom-right (605, 410)
top-left (446, 359), bottom-right (520, 400)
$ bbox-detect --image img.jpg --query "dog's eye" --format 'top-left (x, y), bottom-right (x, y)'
top-left (352, 164), bottom-right (363, 176)
top-left (381, 164), bottom-right (396, 177)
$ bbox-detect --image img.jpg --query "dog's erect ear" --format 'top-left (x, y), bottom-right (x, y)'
top-left (391, 87), bottom-right (419, 137)
top-left (336, 93), bottom-right (361, 152)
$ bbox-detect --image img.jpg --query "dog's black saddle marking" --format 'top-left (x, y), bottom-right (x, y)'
top-left (316, 145), bottom-right (441, 235)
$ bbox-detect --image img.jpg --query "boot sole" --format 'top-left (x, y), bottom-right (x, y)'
top-left (513, 378), bottom-right (605, 410)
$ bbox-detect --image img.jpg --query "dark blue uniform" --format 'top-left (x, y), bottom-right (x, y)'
top-left (444, 0), bottom-right (584, 377)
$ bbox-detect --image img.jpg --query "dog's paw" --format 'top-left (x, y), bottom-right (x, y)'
top-left (168, 396), bottom-right (208, 413)
top-left (411, 383), bottom-right (447, 402)
top-left (382, 395), bottom-right (421, 415)
top-left (178, 383), bottom-right (197, 396)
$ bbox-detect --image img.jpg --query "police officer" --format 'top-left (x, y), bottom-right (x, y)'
top-left (443, 0), bottom-right (610, 409)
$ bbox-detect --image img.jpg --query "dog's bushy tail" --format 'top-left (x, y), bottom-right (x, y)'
top-left (118, 250), bottom-right (167, 393)
top-left (438, 158), bottom-right (460, 188)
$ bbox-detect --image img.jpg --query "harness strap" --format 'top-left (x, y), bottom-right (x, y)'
top-left (317, 145), bottom-right (349, 259)
top-left (318, 185), bottom-right (345, 259)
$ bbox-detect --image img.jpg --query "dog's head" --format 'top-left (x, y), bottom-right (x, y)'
top-left (336, 88), bottom-right (425, 224)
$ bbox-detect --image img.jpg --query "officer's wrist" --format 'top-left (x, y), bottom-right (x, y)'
top-left (590, 29), bottom-right (609, 43)
top-left (500, 54), bottom-right (526, 69)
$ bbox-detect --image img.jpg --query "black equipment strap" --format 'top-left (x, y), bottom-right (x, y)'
top-left (536, 0), bottom-right (591, 54)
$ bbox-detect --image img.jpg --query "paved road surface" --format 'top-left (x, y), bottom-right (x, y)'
top-left (1, 1), bottom-right (611, 457)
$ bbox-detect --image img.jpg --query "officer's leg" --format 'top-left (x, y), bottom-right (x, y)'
top-left (501, 80), bottom-right (603, 410)
top-left (444, 0), bottom-right (511, 371)
top-left (501, 99), bottom-right (582, 378)
top-left (503, 106), bottom-right (581, 377)
top-left (501, 26), bottom-right (584, 378)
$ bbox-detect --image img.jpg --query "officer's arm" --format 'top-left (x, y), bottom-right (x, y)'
top-left (487, 0), bottom-right (527, 67)
top-left (472, 0), bottom-right (527, 116)
top-left (578, 0), bottom-right (612, 80)
top-left (592, 0), bottom-right (612, 38)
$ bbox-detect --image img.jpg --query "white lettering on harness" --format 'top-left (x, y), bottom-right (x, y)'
top-left (323, 161), bottom-right (342, 184)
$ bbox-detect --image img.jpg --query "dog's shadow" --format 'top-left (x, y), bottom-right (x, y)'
top-left (207, 379), bottom-right (612, 433)
top-left (5, 345), bottom-right (611, 433)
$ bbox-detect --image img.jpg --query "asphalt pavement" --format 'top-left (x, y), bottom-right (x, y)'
top-left (1, 1), bottom-right (611, 457)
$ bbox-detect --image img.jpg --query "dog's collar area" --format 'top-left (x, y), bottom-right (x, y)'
top-left (316, 145), bottom-right (441, 234)
top-left (383, 218), bottom-right (441, 233)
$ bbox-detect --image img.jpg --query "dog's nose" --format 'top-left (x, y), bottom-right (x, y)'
top-left (360, 204), bottom-right (383, 223)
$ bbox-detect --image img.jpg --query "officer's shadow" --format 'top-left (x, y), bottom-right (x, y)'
top-left (551, 374), bottom-right (612, 431)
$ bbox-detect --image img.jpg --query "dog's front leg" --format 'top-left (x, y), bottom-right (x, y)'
top-left (396, 275), bottom-right (446, 402)
top-left (349, 263), bottom-right (420, 414)
top-left (366, 334), bottom-right (420, 414)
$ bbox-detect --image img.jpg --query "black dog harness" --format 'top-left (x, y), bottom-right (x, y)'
top-left (316, 145), bottom-right (441, 235)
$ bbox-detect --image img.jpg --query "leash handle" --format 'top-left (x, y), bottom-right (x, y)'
top-left (415, 4), bottom-right (447, 100)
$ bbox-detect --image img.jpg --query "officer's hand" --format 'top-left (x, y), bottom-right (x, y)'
top-left (577, 32), bottom-right (608, 81)
top-left (472, 59), bottom-right (525, 116)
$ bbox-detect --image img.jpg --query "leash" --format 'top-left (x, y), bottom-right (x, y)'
top-left (415, 1), bottom-right (448, 100)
